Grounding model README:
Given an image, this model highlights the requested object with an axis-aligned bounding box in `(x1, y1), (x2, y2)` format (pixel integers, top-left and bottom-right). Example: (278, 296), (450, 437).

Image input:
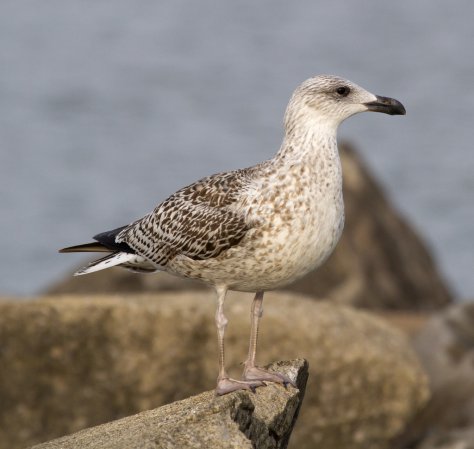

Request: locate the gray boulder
(0, 292), (429, 449)
(29, 359), (308, 449)
(414, 302), (474, 391)
(393, 302), (474, 449)
(417, 428), (474, 449)
(397, 303), (474, 448)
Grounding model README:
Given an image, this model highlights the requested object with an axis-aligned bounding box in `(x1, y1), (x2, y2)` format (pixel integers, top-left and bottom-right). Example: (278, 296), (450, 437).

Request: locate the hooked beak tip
(365, 95), (406, 116)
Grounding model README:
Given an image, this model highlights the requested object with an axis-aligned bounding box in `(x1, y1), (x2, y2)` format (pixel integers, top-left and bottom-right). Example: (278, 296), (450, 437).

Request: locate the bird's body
(130, 147), (342, 292)
(61, 75), (405, 394)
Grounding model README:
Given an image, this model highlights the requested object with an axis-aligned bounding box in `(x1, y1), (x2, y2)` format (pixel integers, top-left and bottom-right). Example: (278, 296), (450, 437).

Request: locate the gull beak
(365, 95), (406, 115)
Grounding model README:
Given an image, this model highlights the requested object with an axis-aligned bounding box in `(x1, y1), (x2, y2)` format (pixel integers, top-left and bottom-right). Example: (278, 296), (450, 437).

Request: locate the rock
(0, 292), (429, 449)
(372, 311), (430, 338)
(28, 359), (308, 449)
(416, 428), (474, 449)
(46, 143), (452, 310)
(393, 303), (474, 448)
(413, 302), (474, 391)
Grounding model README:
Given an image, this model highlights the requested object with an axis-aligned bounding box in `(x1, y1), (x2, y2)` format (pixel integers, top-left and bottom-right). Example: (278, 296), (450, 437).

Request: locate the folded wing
(116, 170), (253, 267)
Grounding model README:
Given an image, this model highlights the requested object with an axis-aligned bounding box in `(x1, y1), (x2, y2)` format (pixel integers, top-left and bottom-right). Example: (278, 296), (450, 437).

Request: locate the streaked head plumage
(285, 74), (405, 131)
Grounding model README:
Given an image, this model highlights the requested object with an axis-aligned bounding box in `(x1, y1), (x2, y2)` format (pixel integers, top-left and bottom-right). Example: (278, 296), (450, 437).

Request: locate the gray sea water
(1, 1), (473, 299)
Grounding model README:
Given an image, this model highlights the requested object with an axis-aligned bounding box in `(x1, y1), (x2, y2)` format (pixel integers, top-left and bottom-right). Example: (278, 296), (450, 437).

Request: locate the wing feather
(116, 168), (256, 266)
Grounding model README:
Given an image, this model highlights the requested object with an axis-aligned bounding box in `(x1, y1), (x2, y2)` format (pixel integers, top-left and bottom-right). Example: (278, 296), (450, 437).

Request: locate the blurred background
(2, 3), (474, 448)
(0, 0), (473, 299)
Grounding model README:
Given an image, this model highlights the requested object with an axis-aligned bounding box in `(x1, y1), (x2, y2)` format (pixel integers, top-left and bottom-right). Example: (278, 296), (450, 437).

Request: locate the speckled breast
(168, 162), (344, 292)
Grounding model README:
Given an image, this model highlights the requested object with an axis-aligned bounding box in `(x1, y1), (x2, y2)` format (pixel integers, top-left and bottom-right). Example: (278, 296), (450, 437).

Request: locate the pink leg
(242, 291), (296, 387)
(214, 286), (264, 395)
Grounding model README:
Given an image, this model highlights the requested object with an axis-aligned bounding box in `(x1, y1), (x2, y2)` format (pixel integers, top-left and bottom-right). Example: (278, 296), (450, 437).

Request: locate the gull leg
(242, 291), (296, 387)
(214, 286), (264, 395)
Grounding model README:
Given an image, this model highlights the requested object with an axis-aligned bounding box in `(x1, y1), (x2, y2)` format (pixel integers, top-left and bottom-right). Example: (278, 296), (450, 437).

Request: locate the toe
(243, 366), (297, 387)
(215, 378), (264, 396)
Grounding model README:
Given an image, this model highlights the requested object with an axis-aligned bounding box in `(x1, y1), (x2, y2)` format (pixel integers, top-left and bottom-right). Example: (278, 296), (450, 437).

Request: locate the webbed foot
(215, 377), (265, 395)
(242, 365), (297, 388)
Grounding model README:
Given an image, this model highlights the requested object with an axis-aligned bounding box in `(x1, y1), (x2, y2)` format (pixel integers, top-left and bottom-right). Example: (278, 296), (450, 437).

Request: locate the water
(1, 0), (473, 299)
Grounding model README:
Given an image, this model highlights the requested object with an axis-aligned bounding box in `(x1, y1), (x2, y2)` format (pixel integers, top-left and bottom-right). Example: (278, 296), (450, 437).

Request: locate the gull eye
(336, 86), (350, 97)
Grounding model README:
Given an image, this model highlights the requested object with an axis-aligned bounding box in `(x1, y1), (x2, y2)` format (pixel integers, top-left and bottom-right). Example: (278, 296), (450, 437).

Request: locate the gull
(60, 75), (405, 395)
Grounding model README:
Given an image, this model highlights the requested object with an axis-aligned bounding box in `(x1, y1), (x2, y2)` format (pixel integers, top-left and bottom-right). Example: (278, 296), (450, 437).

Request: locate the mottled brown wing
(116, 169), (253, 267)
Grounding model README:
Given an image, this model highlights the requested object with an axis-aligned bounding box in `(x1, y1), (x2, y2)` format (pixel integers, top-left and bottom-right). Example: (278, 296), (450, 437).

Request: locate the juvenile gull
(60, 75), (405, 395)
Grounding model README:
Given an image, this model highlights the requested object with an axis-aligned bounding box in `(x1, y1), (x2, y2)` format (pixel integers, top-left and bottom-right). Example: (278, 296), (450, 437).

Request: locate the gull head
(285, 74), (406, 132)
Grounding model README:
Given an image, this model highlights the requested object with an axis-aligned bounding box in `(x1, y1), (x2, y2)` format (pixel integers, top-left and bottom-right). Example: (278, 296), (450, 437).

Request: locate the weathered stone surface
(414, 302), (474, 390)
(417, 428), (474, 449)
(29, 359), (308, 449)
(46, 144), (452, 310)
(373, 311), (430, 338)
(394, 303), (474, 448)
(0, 292), (429, 449)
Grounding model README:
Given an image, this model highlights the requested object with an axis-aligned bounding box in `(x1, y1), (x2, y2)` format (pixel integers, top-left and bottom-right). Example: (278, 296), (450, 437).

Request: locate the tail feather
(74, 252), (138, 276)
(59, 242), (110, 253)
(60, 229), (157, 275)
(59, 225), (134, 254)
